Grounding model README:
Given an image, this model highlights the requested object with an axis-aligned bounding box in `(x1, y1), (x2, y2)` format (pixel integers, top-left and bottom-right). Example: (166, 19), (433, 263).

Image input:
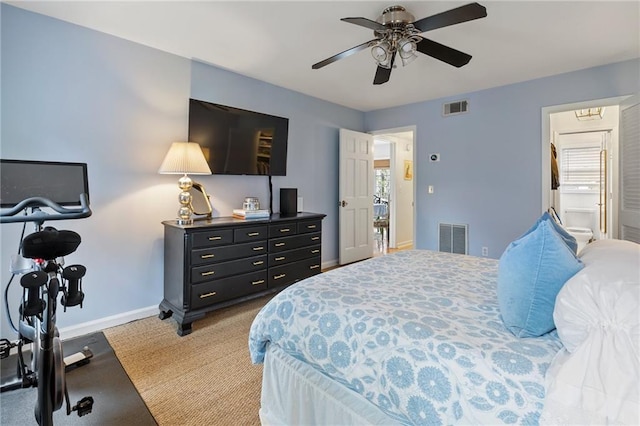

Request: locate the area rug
(103, 295), (273, 426)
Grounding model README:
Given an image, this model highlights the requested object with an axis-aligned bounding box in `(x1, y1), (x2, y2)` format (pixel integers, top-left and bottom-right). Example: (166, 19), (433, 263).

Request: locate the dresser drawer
(269, 222), (297, 238)
(191, 255), (267, 284)
(298, 219), (322, 234)
(268, 256), (322, 288)
(269, 245), (321, 266)
(270, 232), (321, 253)
(192, 241), (267, 266)
(234, 225), (268, 243)
(190, 270), (268, 310)
(192, 229), (233, 248)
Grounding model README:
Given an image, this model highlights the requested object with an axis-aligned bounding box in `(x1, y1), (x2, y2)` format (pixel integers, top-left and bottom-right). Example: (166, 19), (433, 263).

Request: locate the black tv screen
(0, 159), (89, 207)
(188, 99), (289, 176)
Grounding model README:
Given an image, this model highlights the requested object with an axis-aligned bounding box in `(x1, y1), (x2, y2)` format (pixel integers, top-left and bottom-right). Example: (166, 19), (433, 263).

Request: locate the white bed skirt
(260, 343), (397, 425)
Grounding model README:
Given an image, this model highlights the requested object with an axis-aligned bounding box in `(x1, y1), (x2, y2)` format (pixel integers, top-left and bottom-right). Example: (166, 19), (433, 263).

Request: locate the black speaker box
(280, 188), (297, 216)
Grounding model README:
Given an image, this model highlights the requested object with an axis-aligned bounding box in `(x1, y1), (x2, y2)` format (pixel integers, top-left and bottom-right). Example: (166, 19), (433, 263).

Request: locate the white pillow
(542, 239), (640, 425)
(555, 239), (640, 353)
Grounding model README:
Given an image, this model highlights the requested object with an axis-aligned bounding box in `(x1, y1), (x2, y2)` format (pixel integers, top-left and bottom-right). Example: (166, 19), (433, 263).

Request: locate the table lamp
(158, 141), (212, 225)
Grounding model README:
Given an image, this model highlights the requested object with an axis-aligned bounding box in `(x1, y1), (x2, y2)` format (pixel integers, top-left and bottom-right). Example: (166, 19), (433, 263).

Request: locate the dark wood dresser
(159, 212), (325, 335)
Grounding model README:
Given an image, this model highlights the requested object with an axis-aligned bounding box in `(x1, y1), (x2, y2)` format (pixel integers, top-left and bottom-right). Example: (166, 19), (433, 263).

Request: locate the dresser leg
(158, 309), (172, 320)
(177, 323), (192, 336)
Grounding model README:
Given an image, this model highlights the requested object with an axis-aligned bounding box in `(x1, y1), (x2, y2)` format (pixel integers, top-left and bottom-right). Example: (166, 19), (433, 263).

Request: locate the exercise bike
(1, 162), (93, 425)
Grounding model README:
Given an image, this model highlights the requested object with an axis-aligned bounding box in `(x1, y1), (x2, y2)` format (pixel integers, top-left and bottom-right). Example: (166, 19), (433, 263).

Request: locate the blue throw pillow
(497, 219), (584, 338)
(521, 212), (578, 254)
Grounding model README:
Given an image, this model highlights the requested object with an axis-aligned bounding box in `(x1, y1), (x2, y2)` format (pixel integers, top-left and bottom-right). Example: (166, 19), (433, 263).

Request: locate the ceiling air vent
(443, 100), (469, 117)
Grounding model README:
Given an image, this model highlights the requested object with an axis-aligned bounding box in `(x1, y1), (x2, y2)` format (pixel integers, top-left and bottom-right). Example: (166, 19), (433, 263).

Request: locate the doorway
(554, 129), (613, 248)
(372, 128), (415, 254)
(542, 97), (626, 244)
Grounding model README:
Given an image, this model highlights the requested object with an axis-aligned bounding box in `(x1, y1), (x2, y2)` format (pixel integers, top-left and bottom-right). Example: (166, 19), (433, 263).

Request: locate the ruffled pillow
(542, 239), (640, 425)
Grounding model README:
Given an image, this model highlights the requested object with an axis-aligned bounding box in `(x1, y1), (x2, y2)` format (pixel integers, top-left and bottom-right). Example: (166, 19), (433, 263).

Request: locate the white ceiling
(7, 1), (639, 112)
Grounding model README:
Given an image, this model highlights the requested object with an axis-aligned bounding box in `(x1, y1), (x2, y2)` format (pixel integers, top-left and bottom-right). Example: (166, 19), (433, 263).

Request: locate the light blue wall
(0, 4), (363, 337)
(2, 3), (638, 337)
(364, 59), (640, 258)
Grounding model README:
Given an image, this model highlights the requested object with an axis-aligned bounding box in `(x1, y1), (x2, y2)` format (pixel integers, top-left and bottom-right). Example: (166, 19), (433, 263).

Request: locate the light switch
(428, 185), (434, 194)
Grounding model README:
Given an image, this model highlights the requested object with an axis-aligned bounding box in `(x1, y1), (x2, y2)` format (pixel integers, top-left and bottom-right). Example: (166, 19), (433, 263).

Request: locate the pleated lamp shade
(158, 142), (211, 175)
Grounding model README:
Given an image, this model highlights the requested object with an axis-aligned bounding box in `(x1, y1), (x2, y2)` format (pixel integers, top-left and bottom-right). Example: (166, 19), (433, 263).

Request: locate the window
(374, 168), (390, 203)
(560, 146), (601, 191)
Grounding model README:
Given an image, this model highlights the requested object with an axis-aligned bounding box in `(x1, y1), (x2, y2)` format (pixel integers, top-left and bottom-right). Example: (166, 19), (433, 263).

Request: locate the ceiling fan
(312, 2), (487, 85)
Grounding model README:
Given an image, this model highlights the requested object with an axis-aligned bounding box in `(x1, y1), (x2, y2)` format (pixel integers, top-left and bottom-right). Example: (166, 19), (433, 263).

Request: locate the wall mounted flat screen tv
(188, 98), (289, 176)
(0, 159), (89, 208)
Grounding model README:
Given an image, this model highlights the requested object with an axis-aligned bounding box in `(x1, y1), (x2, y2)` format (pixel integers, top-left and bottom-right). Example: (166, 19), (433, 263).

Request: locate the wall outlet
(481, 247), (489, 257)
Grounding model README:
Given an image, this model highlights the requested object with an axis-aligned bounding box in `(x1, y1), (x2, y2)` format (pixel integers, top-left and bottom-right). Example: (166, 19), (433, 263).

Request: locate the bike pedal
(0, 338), (15, 359)
(72, 396), (94, 417)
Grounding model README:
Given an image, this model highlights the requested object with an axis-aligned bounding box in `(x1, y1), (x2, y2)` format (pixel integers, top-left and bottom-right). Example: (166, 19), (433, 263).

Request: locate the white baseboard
(59, 305), (158, 341)
(397, 240), (414, 250)
(322, 259), (338, 270)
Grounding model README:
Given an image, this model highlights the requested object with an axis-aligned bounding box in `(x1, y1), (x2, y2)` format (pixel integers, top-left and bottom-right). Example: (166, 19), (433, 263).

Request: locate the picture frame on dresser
(158, 212), (325, 336)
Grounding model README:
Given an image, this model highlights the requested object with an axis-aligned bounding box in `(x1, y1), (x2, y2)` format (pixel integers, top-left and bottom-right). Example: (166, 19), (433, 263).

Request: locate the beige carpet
(103, 295), (274, 426)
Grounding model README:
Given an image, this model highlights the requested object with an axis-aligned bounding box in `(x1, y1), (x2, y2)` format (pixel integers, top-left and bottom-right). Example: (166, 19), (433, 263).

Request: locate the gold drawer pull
(201, 271), (215, 277)
(311, 249), (320, 254)
(253, 260), (264, 266)
(201, 254), (215, 259)
(200, 291), (217, 299)
(311, 236), (320, 240)
(248, 232), (260, 237)
(280, 228), (290, 232)
(252, 279), (265, 286)
(274, 274), (286, 280)
(252, 246), (264, 251)
(275, 242), (286, 247)
(307, 225), (317, 229)
(310, 265), (320, 270)
(275, 256), (285, 261)
(208, 236), (222, 241)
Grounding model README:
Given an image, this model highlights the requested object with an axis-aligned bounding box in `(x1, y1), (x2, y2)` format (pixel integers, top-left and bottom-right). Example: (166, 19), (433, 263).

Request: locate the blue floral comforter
(249, 250), (563, 425)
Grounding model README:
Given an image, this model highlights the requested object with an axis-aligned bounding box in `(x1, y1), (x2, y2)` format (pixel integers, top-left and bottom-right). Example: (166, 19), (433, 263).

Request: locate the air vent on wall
(443, 100), (469, 116)
(439, 223), (468, 254)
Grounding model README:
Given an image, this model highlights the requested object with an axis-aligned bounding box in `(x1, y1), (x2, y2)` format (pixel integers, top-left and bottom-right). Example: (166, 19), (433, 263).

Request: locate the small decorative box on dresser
(159, 212), (325, 336)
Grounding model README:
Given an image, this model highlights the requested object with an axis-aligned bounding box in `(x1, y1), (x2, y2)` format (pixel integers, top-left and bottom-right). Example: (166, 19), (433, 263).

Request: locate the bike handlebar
(0, 194), (92, 224)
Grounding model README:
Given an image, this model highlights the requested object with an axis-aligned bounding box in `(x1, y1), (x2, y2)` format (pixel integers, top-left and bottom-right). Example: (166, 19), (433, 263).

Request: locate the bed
(249, 250), (564, 425)
(250, 226), (640, 425)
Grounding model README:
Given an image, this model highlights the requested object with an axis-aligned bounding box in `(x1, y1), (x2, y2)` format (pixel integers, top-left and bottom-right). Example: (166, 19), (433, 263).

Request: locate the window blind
(560, 146), (600, 188)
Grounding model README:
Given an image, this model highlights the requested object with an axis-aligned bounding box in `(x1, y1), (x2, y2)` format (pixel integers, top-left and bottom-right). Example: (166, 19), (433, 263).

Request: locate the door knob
(339, 200), (348, 207)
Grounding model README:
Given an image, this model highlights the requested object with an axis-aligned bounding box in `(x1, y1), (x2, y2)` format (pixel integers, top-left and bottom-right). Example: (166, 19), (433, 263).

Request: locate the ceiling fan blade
(416, 37), (472, 68)
(312, 39), (377, 70)
(373, 53), (396, 85)
(412, 2), (487, 33)
(341, 17), (387, 32)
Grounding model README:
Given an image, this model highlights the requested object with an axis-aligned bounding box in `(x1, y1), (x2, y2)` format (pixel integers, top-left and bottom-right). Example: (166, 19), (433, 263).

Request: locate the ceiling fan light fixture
(398, 37), (417, 66)
(371, 41), (392, 68)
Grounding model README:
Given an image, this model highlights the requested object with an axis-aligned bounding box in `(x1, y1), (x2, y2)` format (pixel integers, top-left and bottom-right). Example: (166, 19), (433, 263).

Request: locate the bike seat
(22, 227), (81, 260)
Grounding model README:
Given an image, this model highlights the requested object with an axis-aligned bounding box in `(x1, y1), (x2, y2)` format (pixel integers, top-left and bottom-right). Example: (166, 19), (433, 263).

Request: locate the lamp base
(176, 174), (194, 225)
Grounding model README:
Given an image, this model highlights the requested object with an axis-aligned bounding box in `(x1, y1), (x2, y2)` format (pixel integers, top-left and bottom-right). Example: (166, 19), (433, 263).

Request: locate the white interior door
(339, 129), (373, 265)
(619, 94), (640, 243)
